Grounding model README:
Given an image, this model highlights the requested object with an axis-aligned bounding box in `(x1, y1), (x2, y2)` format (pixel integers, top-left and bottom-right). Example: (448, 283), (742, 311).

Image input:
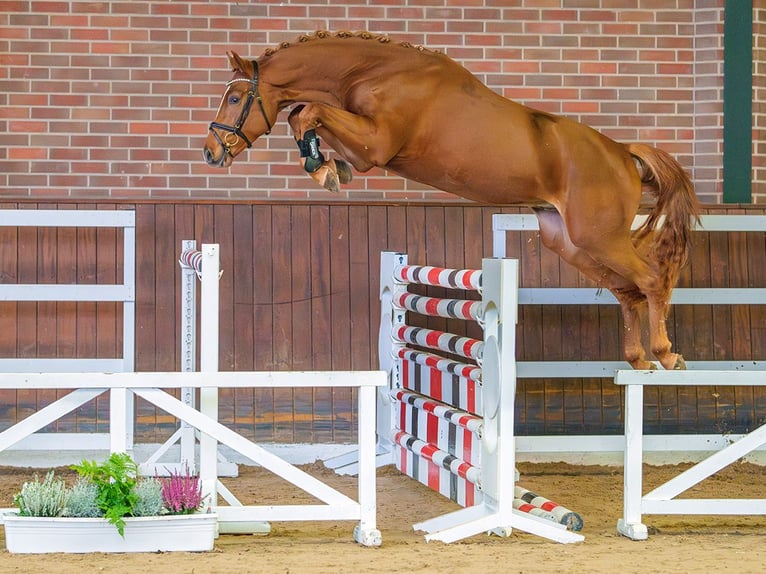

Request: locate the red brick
(314, 5), (354, 18)
(486, 47), (524, 60)
(29, 187), (70, 197)
(542, 8), (578, 20)
(602, 101), (639, 114)
(582, 88), (618, 100)
(465, 34), (502, 46)
(50, 148), (87, 160)
(87, 150), (128, 164)
(563, 74), (602, 87)
(563, 101), (599, 114)
(581, 114), (617, 127)
(525, 21), (561, 34)
(408, 20), (446, 33)
(542, 88), (579, 100)
(581, 62), (617, 74)
(0, 105), (29, 118)
(620, 114), (654, 128)
(30, 160), (69, 173)
(29, 134), (67, 148)
(0, 26), (27, 39)
(56, 120), (97, 134)
(8, 40), (46, 56)
(0, 53), (28, 66)
(503, 87), (542, 101)
(464, 60), (501, 74)
(427, 34), (470, 47)
(9, 171), (47, 183)
(521, 48), (560, 61)
(541, 61), (578, 74)
(9, 120), (46, 132)
(619, 37), (656, 51)
(8, 147), (46, 160)
(89, 175), (129, 188)
(10, 13), (48, 26)
(581, 35), (617, 48)
(10, 66), (48, 79)
(95, 2), (138, 15)
(191, 3), (230, 16)
(445, 46), (484, 62)
(127, 122), (165, 135)
(31, 107), (68, 119)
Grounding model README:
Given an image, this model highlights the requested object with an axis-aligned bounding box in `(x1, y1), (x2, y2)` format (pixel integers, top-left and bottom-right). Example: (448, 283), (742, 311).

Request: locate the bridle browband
(208, 59), (272, 158)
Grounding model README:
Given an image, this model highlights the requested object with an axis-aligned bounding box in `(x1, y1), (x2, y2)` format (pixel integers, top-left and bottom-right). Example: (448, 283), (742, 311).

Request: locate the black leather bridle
(208, 60), (272, 158)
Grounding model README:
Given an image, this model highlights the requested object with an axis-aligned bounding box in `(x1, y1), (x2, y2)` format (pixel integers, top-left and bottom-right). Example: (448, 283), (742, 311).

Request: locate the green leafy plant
(13, 471), (68, 517)
(71, 452), (139, 536)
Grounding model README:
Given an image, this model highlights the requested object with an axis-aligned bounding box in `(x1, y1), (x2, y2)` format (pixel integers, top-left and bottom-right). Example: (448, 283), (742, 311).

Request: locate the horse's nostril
(203, 147), (215, 165)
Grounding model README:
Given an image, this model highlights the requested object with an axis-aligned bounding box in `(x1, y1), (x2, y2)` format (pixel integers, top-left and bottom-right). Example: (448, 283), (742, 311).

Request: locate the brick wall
(0, 0), (754, 204)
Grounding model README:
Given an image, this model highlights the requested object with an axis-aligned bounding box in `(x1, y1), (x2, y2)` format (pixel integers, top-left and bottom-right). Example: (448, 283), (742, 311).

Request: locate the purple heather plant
(160, 466), (204, 515)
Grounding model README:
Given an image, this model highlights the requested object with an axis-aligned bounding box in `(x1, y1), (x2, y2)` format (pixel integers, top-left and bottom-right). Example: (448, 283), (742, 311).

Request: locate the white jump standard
(168, 242), (383, 545)
(0, 238), (384, 547)
(0, 209), (136, 454)
(616, 369), (766, 541)
(379, 252), (583, 544)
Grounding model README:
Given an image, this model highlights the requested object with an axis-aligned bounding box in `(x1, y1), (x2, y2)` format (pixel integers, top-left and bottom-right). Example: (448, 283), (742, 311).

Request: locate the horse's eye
(228, 95), (241, 105)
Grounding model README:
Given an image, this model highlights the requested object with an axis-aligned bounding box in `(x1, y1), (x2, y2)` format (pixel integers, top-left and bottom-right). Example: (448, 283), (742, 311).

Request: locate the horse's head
(203, 51), (275, 168)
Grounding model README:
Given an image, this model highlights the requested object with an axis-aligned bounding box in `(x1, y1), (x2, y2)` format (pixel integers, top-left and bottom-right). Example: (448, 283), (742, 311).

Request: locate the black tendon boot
(297, 129), (325, 172)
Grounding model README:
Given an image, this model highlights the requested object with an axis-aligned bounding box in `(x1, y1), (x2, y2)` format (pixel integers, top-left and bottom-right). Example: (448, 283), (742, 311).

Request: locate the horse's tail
(628, 142), (701, 288)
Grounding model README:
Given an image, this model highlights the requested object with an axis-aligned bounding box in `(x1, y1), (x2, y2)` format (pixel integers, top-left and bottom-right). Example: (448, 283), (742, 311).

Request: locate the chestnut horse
(203, 31), (700, 371)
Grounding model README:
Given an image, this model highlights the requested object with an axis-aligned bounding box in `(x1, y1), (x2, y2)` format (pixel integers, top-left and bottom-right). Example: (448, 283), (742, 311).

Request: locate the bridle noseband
(209, 60), (272, 158)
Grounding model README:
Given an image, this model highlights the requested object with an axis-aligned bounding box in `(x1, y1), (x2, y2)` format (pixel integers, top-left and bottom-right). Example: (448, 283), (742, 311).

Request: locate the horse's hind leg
(535, 208), (657, 370)
(553, 206), (684, 371)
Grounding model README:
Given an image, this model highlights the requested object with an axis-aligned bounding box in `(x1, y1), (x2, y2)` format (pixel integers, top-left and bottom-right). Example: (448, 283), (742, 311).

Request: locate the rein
(208, 59), (272, 157)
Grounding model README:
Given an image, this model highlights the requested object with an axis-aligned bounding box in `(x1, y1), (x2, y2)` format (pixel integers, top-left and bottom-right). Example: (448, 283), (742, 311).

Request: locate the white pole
(199, 244), (220, 507)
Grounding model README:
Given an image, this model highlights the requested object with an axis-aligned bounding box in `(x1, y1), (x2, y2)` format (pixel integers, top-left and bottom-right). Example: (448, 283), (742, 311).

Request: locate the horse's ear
(227, 51), (248, 74)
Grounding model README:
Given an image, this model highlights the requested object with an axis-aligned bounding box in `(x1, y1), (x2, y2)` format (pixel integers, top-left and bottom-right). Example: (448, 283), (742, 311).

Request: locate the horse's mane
(260, 30), (440, 58)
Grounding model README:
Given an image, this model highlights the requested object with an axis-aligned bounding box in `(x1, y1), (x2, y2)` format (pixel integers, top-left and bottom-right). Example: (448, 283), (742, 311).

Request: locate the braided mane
(260, 30), (440, 58)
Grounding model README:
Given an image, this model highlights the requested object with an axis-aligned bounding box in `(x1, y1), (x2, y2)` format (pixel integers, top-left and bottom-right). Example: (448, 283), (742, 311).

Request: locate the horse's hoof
(321, 169), (341, 193)
(673, 355), (687, 370)
(630, 360), (657, 370)
(335, 159), (353, 184)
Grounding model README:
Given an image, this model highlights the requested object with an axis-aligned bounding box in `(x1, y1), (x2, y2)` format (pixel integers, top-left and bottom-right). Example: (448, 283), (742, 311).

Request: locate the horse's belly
(389, 157), (554, 206)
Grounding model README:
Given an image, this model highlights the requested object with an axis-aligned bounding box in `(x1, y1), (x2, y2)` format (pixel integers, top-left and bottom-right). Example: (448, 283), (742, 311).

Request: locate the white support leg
(109, 387), (130, 454)
(617, 383), (648, 540)
(353, 384), (382, 546)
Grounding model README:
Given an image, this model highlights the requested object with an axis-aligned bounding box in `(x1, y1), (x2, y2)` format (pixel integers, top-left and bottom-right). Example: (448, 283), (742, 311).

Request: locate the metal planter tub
(3, 513), (217, 553)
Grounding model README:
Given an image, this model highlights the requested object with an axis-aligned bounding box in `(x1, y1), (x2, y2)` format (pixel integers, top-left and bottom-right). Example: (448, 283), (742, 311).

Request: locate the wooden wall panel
(0, 203), (765, 443)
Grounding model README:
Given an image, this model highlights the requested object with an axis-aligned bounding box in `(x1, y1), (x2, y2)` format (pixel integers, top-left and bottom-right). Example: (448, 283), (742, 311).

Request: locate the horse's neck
(263, 41), (382, 106)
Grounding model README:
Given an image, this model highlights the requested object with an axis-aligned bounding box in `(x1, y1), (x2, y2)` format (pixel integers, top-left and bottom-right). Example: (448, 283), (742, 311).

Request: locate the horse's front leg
(286, 106), (352, 192)
(287, 103), (399, 192)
